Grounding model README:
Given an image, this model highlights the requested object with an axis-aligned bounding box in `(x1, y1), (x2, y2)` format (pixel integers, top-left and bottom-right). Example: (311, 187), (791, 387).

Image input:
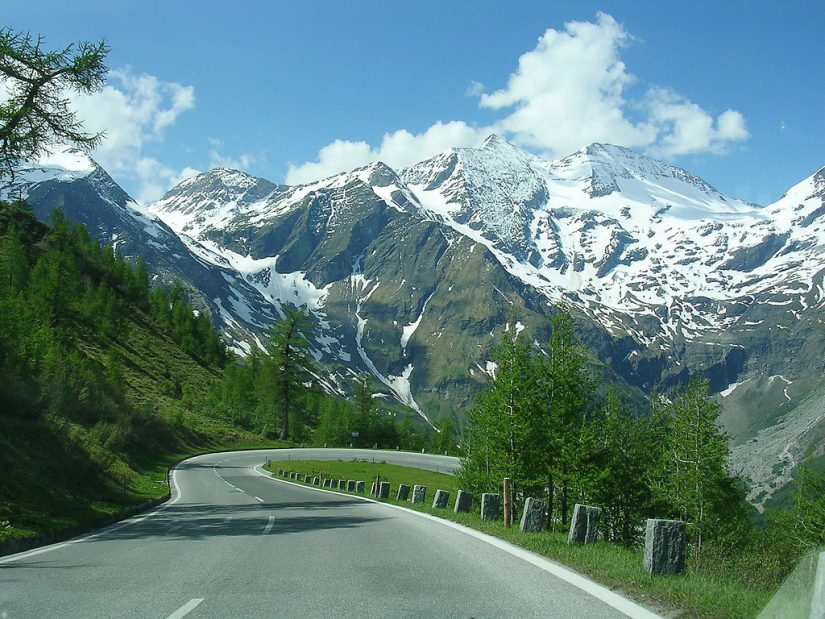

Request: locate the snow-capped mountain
(12, 139), (825, 509)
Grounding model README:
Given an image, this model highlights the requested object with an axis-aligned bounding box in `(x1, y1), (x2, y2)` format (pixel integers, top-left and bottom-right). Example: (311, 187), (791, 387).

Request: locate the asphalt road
(0, 449), (660, 618)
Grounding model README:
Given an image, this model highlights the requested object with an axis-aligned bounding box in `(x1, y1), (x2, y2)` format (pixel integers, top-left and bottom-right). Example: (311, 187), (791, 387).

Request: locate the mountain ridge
(10, 139), (825, 510)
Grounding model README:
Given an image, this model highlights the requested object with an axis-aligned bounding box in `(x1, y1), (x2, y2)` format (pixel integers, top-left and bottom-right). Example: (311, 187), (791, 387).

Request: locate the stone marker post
(378, 481), (390, 499)
(503, 478), (512, 528)
(355, 481), (365, 493)
(397, 484), (411, 501)
(412, 485), (426, 504)
(370, 482), (376, 495)
(810, 551), (825, 619)
(432, 489), (450, 509)
(347, 480), (355, 491)
(312, 476), (319, 485)
(481, 493), (501, 520)
(568, 504), (601, 544)
(520, 497), (545, 533)
(643, 519), (686, 575)
(454, 490), (473, 513)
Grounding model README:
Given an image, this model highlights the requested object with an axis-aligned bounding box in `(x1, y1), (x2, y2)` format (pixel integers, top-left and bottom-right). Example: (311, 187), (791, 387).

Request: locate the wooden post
(503, 477), (512, 528)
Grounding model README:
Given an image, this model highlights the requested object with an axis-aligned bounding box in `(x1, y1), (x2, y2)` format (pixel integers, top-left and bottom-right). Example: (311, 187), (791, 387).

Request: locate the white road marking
(0, 466), (183, 565)
(165, 598), (204, 619)
(263, 516), (275, 534)
(254, 496), (264, 503)
(251, 465), (661, 619)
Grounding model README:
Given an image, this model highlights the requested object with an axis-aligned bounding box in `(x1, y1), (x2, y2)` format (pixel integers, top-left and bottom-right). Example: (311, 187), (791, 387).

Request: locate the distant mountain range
(7, 137), (825, 510)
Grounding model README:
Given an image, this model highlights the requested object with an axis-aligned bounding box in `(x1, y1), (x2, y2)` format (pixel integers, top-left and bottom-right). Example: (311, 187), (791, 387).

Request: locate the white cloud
(645, 88), (749, 157)
(288, 12), (749, 184)
(465, 81), (486, 97)
(208, 149), (258, 171)
(68, 68), (197, 204)
(285, 121), (489, 185)
(481, 12), (656, 155)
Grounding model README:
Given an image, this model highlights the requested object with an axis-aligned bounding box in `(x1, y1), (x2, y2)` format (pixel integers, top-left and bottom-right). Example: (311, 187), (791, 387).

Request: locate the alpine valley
(8, 136), (825, 510)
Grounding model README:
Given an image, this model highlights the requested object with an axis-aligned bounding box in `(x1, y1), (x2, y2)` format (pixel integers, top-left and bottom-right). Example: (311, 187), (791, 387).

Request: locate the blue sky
(6, 1), (823, 205)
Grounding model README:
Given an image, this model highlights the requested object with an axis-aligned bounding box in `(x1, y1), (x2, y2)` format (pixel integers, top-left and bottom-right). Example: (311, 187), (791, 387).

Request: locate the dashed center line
(165, 598), (204, 619)
(263, 516), (275, 534)
(254, 496), (264, 503)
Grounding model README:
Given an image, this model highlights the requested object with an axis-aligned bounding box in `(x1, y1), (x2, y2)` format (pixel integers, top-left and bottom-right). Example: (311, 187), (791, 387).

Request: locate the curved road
(0, 449), (659, 618)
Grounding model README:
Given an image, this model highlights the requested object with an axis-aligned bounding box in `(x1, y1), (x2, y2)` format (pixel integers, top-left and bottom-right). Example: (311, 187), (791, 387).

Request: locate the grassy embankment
(0, 299), (289, 541)
(0, 237), (289, 543)
(265, 458), (772, 619)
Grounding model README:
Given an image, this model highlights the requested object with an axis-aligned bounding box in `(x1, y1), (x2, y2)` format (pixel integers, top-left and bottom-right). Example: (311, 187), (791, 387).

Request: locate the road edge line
(0, 464), (183, 565)
(251, 465), (661, 619)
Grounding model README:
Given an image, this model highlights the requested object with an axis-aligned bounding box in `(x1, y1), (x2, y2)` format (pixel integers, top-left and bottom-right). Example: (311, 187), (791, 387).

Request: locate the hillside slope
(0, 202), (277, 542)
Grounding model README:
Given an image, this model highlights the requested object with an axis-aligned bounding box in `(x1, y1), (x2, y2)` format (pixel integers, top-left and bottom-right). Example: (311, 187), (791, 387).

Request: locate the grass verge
(265, 458), (773, 619)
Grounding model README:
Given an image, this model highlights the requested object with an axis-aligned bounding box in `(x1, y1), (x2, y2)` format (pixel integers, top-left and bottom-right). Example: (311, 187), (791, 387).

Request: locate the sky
(5, 1), (824, 206)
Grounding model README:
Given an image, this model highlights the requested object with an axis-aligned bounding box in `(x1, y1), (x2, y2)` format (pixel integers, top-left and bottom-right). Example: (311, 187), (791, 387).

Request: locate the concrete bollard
(397, 484), (411, 501)
(289, 472), (295, 480)
(520, 497), (545, 532)
(312, 476), (320, 485)
(370, 482), (377, 495)
(336, 479), (345, 489)
(347, 480), (356, 491)
(454, 490), (473, 513)
(643, 519), (686, 575)
(481, 493), (502, 520)
(568, 504), (601, 544)
(412, 485), (427, 504)
(355, 481), (365, 493)
(432, 489), (450, 509)
(323, 478), (331, 487)
(282, 471), (288, 478)
(277, 469), (284, 475)
(379, 482), (390, 499)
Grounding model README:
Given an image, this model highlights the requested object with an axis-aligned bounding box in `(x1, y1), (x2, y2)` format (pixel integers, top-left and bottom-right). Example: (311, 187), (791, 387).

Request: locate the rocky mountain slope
(11, 139), (825, 509)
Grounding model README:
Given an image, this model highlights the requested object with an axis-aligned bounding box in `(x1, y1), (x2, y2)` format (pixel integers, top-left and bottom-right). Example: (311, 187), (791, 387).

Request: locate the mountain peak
(480, 134), (512, 149)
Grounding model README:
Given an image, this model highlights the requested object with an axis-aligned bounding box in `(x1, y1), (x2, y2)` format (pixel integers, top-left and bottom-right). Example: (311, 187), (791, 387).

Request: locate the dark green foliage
(0, 28), (108, 182)
(265, 307), (316, 440)
(0, 201), (227, 422)
(649, 377), (750, 559)
(148, 283), (226, 367)
(459, 310), (594, 527)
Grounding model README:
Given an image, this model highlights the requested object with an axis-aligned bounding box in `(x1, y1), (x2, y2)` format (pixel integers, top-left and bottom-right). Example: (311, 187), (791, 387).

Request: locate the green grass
(265, 458), (459, 495)
(266, 458), (773, 619)
(0, 298), (294, 545)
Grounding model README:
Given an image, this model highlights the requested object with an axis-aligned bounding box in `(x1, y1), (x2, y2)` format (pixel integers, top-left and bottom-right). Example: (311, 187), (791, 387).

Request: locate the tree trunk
(561, 462), (569, 526)
(546, 474), (554, 530)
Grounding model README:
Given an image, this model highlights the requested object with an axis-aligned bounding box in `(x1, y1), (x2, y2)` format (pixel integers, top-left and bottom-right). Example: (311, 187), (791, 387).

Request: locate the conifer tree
(535, 310), (593, 527)
(652, 378), (743, 555)
(266, 307), (315, 440)
(0, 28), (108, 182)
